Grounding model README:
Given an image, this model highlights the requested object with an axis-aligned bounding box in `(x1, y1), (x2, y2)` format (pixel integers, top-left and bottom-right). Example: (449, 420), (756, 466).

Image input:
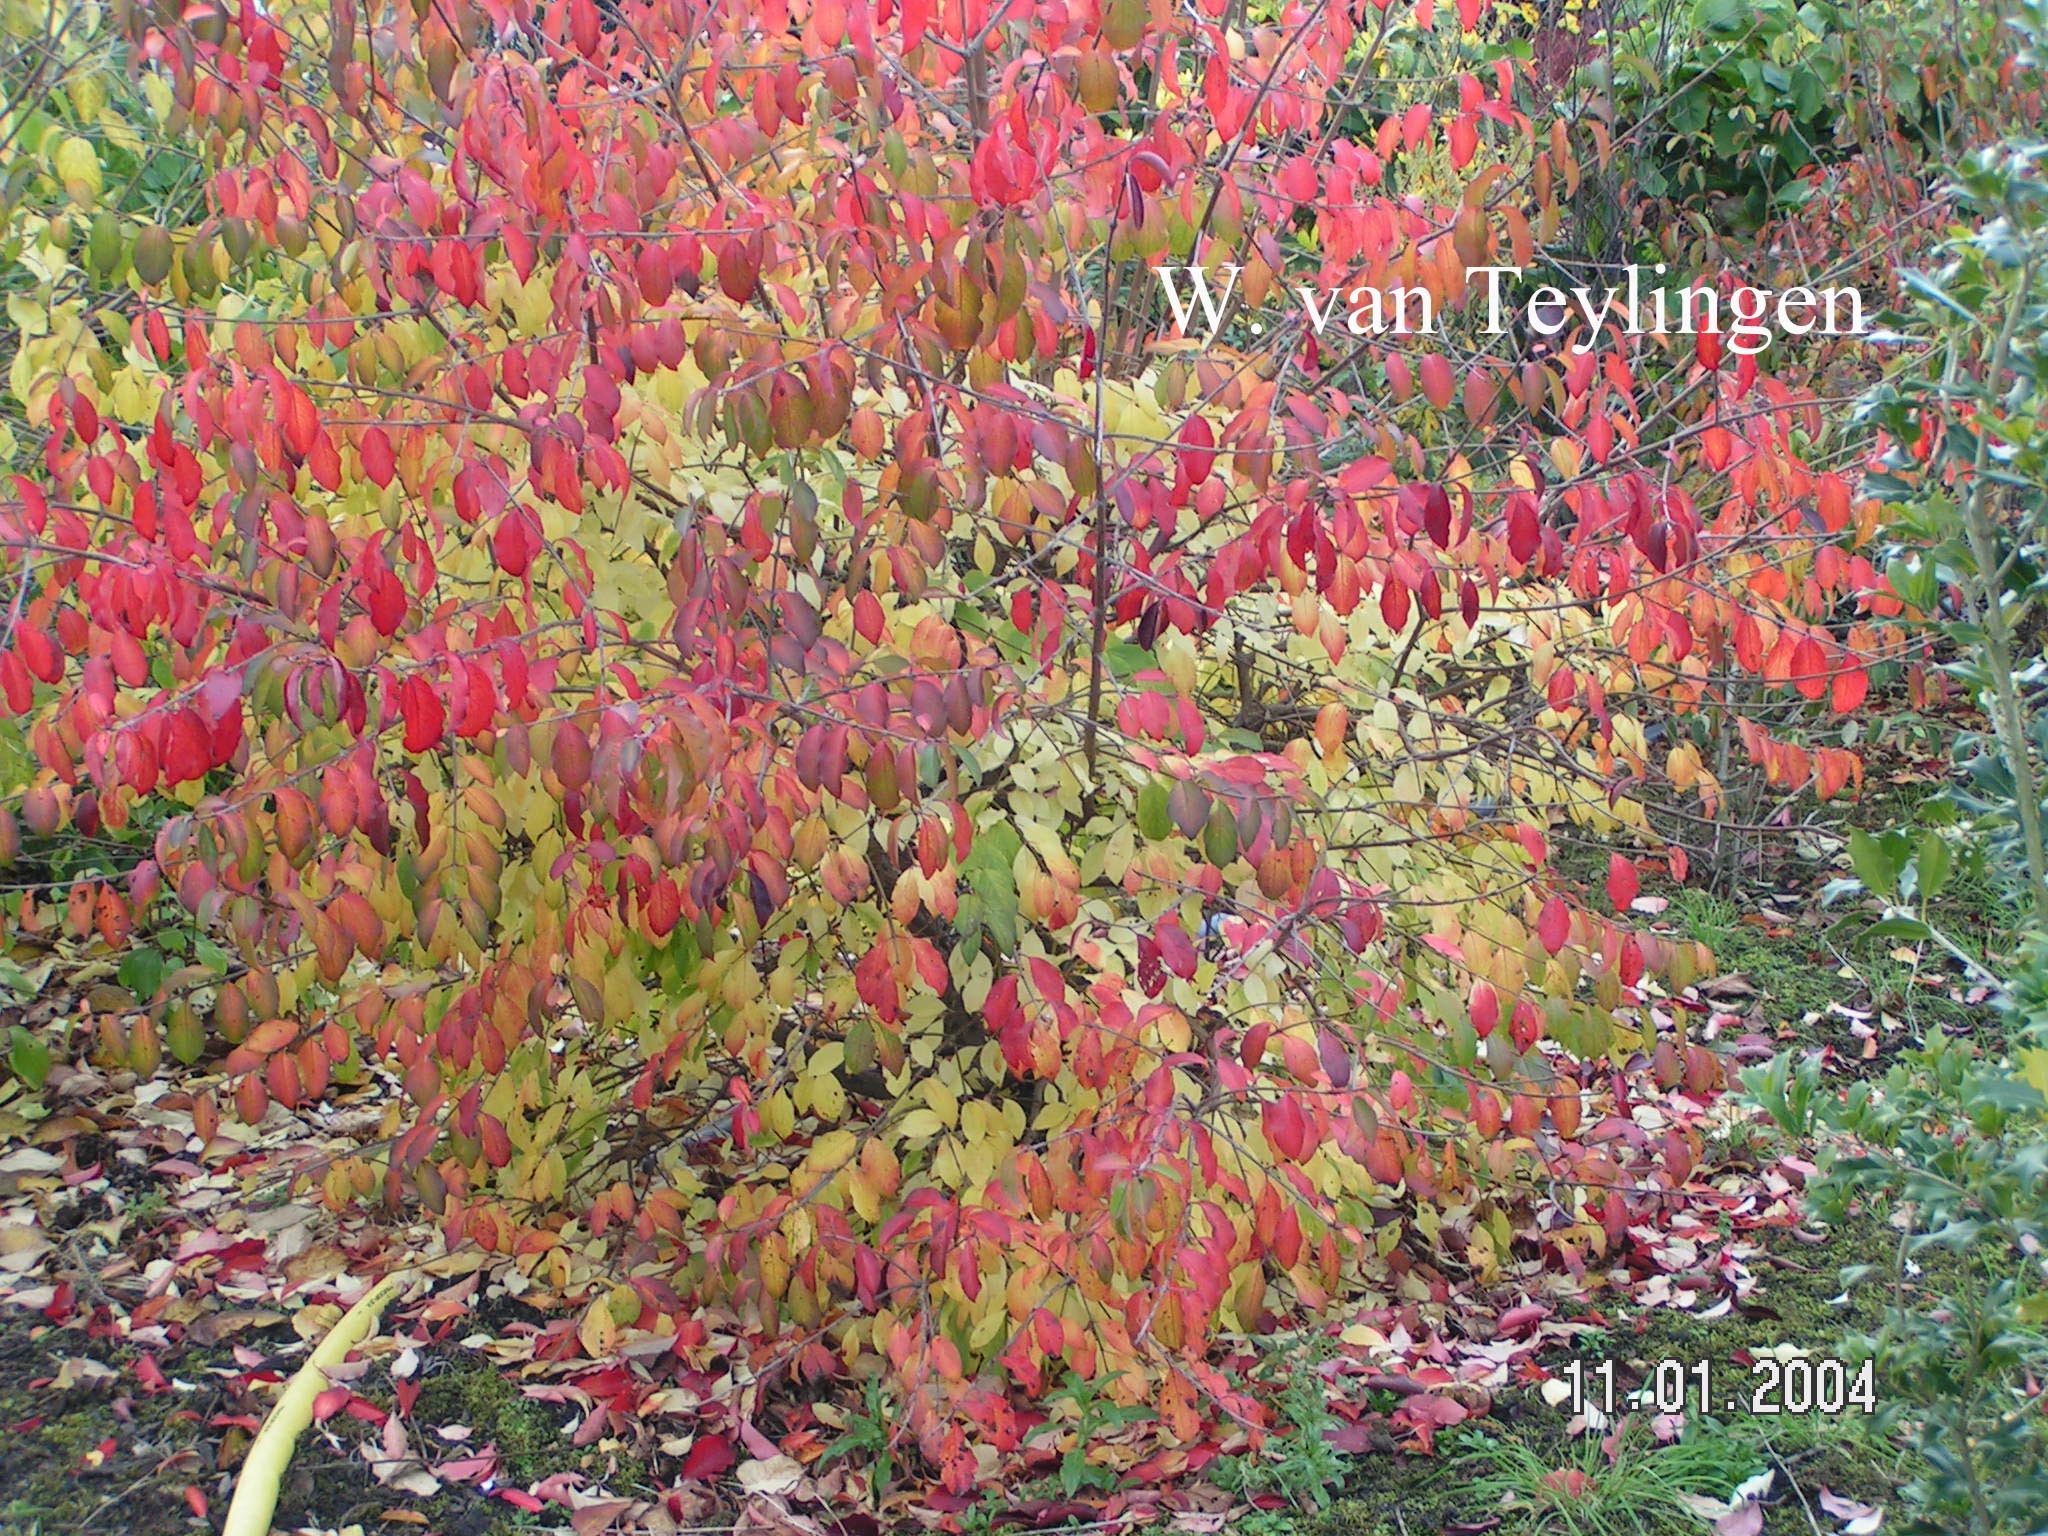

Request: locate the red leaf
(1156, 915), (1197, 978)
(1831, 666), (1869, 714)
(681, 1433), (735, 1482)
(1606, 854), (1639, 912)
(853, 589), (885, 644)
(1419, 353), (1455, 410)
(401, 675), (445, 752)
(1448, 114), (1478, 169)
(1470, 982), (1498, 1038)
(1176, 414), (1216, 485)
(493, 509), (538, 576)
(1791, 635), (1828, 700)
(163, 708), (212, 785)
(1506, 496), (1539, 563)
(1379, 574), (1410, 631)
(361, 427), (395, 488)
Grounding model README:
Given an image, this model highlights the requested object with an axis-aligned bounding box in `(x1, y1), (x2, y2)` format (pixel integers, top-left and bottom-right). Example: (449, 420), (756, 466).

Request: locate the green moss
(1310, 1428), (1493, 1535)
(412, 1358), (590, 1490)
(1671, 884), (1981, 1042)
(0, 1323), (211, 1536)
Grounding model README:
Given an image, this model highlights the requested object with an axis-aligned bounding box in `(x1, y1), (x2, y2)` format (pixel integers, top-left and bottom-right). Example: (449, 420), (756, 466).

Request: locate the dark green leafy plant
(1744, 73), (2048, 1529)
(1594, 0), (1881, 220)
(1210, 1340), (1344, 1513)
(819, 1375), (902, 1504)
(1044, 1373), (1151, 1500)
(1857, 125), (2048, 920)
(1747, 985), (2048, 1536)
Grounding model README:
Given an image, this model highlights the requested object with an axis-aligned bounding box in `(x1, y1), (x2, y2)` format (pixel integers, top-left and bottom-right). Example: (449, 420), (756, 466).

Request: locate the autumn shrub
(0, 0), (1997, 1486)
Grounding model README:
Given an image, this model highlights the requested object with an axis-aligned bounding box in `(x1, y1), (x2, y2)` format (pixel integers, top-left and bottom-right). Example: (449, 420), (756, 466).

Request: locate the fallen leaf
(1819, 1490), (1884, 1534)
(738, 1454), (805, 1496)
(50, 1357), (118, 1390)
(578, 1298), (617, 1360)
(1678, 1493), (1735, 1522)
(1732, 1469), (1774, 1503)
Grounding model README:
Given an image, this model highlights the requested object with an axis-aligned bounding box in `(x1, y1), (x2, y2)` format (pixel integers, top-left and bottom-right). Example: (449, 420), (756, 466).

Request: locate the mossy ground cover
(0, 1320), (213, 1535)
(0, 1317), (633, 1535)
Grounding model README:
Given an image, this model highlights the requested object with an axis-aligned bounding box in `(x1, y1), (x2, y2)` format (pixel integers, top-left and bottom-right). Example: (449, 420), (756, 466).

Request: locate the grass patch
(1457, 1419), (1763, 1536)
(1298, 1215), (1929, 1535)
(1582, 1213), (1919, 1531)
(1671, 882), (1984, 1046)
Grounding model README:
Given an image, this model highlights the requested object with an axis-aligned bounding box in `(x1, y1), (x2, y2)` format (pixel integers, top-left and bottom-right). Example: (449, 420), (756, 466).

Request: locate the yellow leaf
(7, 293), (49, 339)
(66, 75), (106, 124)
(50, 135), (101, 203)
(140, 73), (173, 125)
(848, 1167), (880, 1223)
(579, 1297), (618, 1358)
(810, 1070), (846, 1122)
(921, 1076), (959, 1128)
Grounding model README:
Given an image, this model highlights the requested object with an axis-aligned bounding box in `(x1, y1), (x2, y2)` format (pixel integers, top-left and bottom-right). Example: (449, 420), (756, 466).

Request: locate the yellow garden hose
(221, 1273), (409, 1536)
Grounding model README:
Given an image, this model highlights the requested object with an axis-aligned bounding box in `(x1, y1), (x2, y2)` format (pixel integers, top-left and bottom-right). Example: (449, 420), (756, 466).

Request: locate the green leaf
(1915, 830), (1953, 902)
(1848, 828), (1899, 895)
(8, 1025), (50, 1090)
(1692, 0), (1749, 33)
(1103, 642), (1153, 680)
(961, 822), (1023, 953)
(118, 947), (164, 1002)
(1135, 780), (1171, 841)
(1203, 801), (1239, 868)
(1900, 267), (1980, 322)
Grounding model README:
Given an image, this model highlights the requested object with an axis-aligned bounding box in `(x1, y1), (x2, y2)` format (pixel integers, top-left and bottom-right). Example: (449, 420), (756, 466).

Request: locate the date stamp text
(1555, 1356), (1877, 1418)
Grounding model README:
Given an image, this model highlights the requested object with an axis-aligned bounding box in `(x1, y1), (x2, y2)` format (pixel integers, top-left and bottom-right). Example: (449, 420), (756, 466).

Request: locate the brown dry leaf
(294, 1301), (344, 1341)
(569, 1502), (635, 1536)
(187, 1309), (285, 1346)
(1699, 973), (1757, 1001)
(734, 1495), (829, 1536)
(50, 1356), (118, 1390)
(284, 1236), (352, 1286)
(30, 1116), (98, 1145)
